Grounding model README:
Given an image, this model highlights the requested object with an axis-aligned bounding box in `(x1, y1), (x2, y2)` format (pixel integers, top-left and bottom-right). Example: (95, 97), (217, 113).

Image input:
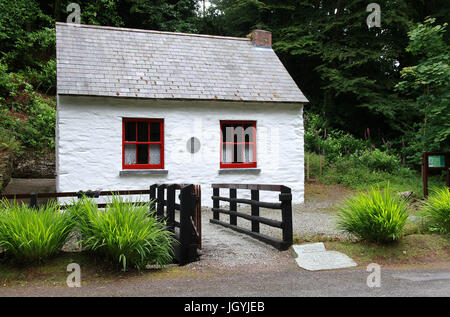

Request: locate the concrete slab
(292, 242), (326, 256)
(293, 243), (358, 271)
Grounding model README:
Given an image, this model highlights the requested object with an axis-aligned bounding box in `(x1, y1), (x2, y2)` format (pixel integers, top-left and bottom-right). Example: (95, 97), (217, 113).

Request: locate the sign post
(422, 152), (450, 197)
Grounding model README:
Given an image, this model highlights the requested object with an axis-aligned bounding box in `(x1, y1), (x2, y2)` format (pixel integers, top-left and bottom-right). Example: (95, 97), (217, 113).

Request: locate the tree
(395, 18), (450, 164)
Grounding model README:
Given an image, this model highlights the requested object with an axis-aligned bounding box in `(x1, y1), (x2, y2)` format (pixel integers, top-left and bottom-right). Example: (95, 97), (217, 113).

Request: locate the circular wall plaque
(187, 137), (200, 153)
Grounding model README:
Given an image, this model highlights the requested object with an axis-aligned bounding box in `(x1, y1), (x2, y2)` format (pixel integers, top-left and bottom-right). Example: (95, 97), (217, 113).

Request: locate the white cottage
(55, 23), (308, 206)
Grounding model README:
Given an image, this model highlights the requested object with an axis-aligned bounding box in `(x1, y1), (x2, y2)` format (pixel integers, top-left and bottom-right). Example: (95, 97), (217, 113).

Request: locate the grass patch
(325, 234), (450, 266)
(0, 199), (74, 264)
(0, 251), (205, 287)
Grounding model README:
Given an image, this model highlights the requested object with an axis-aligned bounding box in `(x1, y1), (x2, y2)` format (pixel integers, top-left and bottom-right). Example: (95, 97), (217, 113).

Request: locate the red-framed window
(220, 121), (256, 168)
(122, 118), (164, 169)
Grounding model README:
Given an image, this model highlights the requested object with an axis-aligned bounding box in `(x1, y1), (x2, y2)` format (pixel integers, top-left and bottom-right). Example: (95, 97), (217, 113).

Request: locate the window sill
(218, 168), (261, 174)
(119, 169), (168, 176)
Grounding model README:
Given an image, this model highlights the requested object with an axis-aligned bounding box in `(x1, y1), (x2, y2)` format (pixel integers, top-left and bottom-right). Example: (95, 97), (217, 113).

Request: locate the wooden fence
(0, 184), (201, 266)
(210, 184), (293, 251)
(149, 184), (201, 264)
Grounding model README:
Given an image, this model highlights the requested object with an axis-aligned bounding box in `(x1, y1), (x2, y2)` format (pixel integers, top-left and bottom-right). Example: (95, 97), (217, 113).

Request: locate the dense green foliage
(305, 151), (439, 196)
(0, 0), (448, 167)
(421, 187), (450, 234)
(67, 196), (175, 271)
(395, 18), (450, 164)
(0, 128), (21, 154)
(336, 184), (409, 243)
(304, 111), (447, 194)
(207, 0), (449, 166)
(0, 199), (74, 263)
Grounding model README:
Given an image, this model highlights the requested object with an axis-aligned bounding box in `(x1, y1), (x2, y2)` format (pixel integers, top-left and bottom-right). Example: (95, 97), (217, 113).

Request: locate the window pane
(222, 124), (233, 143)
(222, 124), (254, 143)
(124, 144), (136, 164)
(233, 126), (244, 143)
(137, 122), (148, 142)
(245, 144), (254, 163)
(136, 144), (148, 164)
(150, 122), (160, 141)
(243, 124), (254, 143)
(149, 144), (161, 164)
(125, 122), (136, 141)
(234, 143), (244, 163)
(222, 144), (232, 163)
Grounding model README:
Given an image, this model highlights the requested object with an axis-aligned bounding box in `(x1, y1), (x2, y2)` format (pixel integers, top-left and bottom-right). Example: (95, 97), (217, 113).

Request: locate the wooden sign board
(422, 152), (450, 197)
(428, 155), (445, 168)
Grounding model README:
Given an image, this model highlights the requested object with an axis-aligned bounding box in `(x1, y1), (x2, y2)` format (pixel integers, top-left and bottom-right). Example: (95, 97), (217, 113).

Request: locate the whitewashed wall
(56, 96), (304, 206)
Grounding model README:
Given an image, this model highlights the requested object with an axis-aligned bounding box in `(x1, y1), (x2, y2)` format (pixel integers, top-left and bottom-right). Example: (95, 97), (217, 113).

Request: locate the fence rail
(210, 184), (293, 251)
(0, 184), (201, 266)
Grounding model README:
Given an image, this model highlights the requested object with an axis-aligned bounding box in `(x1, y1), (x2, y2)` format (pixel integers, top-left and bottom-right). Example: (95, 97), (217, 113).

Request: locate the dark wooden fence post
(229, 188), (237, 226)
(29, 193), (38, 209)
(149, 184), (157, 211)
(213, 187), (219, 220)
(166, 184), (176, 232)
(156, 184), (165, 219)
(194, 185), (202, 250)
(179, 184), (195, 265)
(251, 189), (260, 233)
(279, 186), (293, 249)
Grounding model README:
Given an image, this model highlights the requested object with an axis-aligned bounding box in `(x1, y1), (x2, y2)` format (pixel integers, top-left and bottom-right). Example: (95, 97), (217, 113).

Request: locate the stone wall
(12, 150), (55, 179)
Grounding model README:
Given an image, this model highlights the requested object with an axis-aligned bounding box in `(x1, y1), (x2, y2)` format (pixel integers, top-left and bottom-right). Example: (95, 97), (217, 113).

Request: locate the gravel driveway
(191, 199), (349, 272)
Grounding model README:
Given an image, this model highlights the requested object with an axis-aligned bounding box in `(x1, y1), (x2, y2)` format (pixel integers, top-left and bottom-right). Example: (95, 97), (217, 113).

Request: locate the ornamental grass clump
(336, 184), (408, 243)
(0, 199), (74, 263)
(68, 195), (174, 271)
(421, 187), (450, 234)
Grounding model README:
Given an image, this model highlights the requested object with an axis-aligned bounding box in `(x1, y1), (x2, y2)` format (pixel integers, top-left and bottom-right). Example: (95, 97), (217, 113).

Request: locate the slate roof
(56, 23), (308, 103)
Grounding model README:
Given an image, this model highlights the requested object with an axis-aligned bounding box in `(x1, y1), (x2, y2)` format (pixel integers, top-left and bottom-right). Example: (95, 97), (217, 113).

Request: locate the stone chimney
(249, 29), (272, 48)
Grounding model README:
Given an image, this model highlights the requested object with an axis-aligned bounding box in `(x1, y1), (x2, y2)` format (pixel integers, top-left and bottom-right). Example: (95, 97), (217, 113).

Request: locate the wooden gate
(150, 183), (201, 265)
(210, 183), (293, 250)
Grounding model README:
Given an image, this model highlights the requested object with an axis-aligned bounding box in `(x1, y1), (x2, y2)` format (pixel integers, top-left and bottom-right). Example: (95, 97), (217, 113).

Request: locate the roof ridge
(55, 22), (250, 42)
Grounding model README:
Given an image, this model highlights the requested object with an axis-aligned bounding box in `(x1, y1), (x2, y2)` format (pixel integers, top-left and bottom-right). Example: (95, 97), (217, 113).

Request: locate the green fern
(336, 183), (409, 243)
(67, 195), (175, 271)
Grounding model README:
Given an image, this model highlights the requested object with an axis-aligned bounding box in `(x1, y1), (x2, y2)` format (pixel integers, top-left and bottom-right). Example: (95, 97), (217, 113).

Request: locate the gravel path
(189, 201), (348, 271)
(192, 208), (293, 271)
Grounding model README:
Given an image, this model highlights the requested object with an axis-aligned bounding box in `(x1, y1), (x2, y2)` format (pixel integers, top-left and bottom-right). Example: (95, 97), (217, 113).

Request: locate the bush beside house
(0, 195), (175, 272)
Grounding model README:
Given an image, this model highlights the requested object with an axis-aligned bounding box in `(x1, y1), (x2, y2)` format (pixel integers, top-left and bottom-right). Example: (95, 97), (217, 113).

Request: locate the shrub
(357, 149), (400, 173)
(68, 195), (175, 271)
(0, 92), (56, 151)
(0, 127), (22, 155)
(336, 184), (409, 243)
(0, 199), (74, 263)
(19, 93), (56, 150)
(304, 113), (368, 161)
(305, 152), (327, 180)
(24, 59), (56, 94)
(421, 187), (450, 234)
